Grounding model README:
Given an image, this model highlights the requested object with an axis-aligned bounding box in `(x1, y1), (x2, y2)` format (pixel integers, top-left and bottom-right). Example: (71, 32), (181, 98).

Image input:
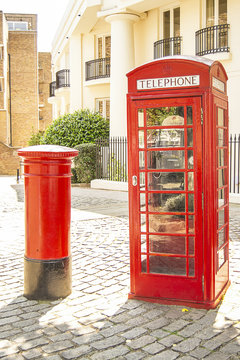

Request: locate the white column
(69, 34), (82, 112)
(106, 13), (139, 137)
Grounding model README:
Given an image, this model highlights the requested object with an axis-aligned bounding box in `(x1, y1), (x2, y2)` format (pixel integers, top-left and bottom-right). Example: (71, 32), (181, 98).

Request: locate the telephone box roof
(127, 55), (217, 77)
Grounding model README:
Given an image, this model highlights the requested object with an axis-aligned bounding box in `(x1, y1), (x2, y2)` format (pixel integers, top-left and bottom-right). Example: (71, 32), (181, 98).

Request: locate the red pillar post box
(127, 56), (230, 309)
(18, 145), (78, 300)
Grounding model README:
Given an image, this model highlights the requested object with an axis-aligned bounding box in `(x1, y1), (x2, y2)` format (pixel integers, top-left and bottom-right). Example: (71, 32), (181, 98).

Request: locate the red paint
(127, 56), (229, 309)
(18, 145), (78, 260)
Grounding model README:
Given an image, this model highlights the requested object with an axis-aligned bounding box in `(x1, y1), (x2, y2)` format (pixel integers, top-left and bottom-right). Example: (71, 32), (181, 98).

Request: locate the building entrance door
(128, 96), (204, 302)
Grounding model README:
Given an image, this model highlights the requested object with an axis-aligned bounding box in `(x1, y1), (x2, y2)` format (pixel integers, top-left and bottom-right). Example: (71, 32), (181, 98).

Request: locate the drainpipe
(8, 54), (12, 146)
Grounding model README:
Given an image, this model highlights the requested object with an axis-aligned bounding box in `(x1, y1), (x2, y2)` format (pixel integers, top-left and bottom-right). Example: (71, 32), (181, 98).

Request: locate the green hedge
(73, 143), (96, 183)
(41, 109), (109, 147)
(28, 130), (44, 146)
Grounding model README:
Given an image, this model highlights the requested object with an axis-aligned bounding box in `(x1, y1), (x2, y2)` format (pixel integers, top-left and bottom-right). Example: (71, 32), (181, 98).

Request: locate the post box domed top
(18, 145), (78, 158)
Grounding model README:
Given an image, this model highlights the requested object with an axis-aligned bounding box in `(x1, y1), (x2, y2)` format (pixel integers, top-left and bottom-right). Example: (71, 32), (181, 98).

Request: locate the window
(8, 21), (28, 31)
(96, 98), (110, 120)
(97, 35), (111, 59)
(196, 0), (229, 55)
(163, 7), (180, 39)
(157, 7), (181, 57)
(0, 46), (3, 60)
(206, 0), (227, 26)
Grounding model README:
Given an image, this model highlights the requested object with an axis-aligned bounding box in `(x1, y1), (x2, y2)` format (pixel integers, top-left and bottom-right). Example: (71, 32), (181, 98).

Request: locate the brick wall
(38, 52), (52, 131)
(0, 142), (20, 175)
(8, 31), (38, 147)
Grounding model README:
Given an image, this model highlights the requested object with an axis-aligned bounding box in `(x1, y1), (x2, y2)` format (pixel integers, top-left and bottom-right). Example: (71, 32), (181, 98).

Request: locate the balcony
(85, 58), (110, 81)
(196, 24), (230, 56)
(154, 37), (182, 59)
(56, 69), (70, 89)
(49, 81), (56, 97)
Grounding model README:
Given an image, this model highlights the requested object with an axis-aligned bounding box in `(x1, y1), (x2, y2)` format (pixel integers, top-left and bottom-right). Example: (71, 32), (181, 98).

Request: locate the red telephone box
(127, 56), (230, 309)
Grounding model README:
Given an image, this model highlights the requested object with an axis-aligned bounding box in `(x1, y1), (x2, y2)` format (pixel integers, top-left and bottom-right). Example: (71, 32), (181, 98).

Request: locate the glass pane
(218, 128), (226, 147)
(206, 0), (215, 27)
(218, 168), (226, 187)
(139, 131), (144, 148)
(163, 10), (170, 38)
(188, 236), (195, 255)
(139, 151), (145, 169)
(219, 0), (227, 24)
(218, 246), (227, 269)
(105, 36), (111, 57)
(174, 7), (180, 37)
(218, 188), (226, 207)
(189, 258), (195, 277)
(140, 172), (145, 190)
(187, 128), (193, 147)
(147, 129), (184, 148)
(218, 208), (226, 228)
(218, 107), (224, 126)
(148, 172), (185, 191)
(187, 106), (193, 125)
(218, 149), (226, 167)
(8, 22), (14, 31)
(14, 22), (28, 31)
(149, 256), (186, 276)
(149, 214), (186, 234)
(141, 214), (146, 232)
(106, 100), (110, 119)
(218, 227), (226, 248)
(188, 193), (194, 212)
(188, 172), (194, 190)
(188, 150), (194, 169)
(138, 109), (144, 127)
(140, 193), (146, 211)
(188, 215), (195, 234)
(147, 150), (185, 169)
(98, 37), (103, 58)
(148, 193), (185, 213)
(141, 255), (147, 272)
(149, 235), (186, 255)
(141, 235), (147, 253)
(146, 107), (184, 126)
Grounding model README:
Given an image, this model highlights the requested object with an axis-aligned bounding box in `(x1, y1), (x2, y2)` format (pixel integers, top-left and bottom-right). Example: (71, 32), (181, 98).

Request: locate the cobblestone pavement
(0, 176), (240, 359)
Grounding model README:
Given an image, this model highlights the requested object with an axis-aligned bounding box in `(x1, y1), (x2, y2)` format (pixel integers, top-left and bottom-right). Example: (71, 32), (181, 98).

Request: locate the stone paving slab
(0, 177), (240, 359)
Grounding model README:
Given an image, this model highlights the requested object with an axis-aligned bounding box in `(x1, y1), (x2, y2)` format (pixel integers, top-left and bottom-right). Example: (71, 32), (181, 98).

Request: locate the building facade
(0, 11), (52, 175)
(49, 0), (239, 137)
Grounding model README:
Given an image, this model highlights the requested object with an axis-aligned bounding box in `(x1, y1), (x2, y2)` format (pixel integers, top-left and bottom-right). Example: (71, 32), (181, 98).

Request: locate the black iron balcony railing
(49, 81), (56, 97)
(154, 37), (182, 59)
(196, 24), (230, 56)
(56, 69), (70, 89)
(85, 57), (110, 81)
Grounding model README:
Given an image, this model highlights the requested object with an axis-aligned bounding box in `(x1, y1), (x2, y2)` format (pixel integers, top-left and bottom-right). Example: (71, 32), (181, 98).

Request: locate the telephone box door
(128, 96), (203, 302)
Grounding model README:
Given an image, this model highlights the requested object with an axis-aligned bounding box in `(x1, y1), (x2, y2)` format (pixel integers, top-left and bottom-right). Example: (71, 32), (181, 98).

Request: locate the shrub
(41, 109), (109, 147)
(28, 130), (44, 146)
(73, 143), (96, 183)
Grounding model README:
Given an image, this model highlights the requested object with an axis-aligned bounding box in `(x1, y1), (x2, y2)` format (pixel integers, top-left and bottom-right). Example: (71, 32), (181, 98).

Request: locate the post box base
(24, 256), (72, 300)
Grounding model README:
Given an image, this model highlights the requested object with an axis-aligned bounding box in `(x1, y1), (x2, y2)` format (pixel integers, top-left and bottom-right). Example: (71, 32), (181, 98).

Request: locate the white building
(48, 0), (239, 137)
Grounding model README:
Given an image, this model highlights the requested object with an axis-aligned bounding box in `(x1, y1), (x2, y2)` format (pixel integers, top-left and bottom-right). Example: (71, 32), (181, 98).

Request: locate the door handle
(132, 175), (137, 186)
